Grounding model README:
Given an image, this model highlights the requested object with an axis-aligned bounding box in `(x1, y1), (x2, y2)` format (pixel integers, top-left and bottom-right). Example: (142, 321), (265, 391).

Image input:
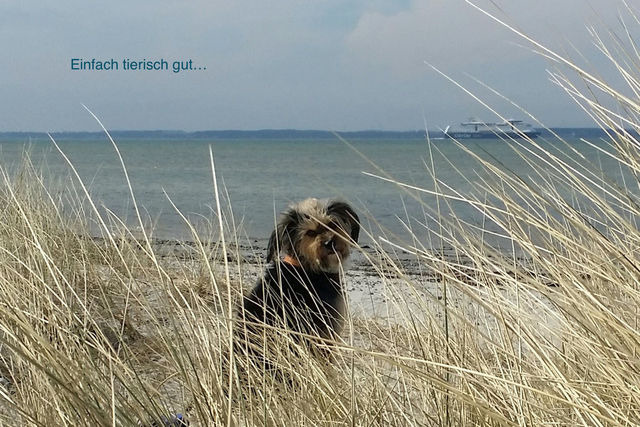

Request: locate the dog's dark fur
(238, 198), (359, 359)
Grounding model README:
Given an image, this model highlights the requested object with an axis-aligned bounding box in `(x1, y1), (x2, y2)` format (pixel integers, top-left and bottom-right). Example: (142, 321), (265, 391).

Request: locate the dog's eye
(305, 229), (318, 237)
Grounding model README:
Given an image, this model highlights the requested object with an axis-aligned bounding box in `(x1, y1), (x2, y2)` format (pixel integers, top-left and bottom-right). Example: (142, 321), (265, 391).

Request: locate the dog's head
(267, 198), (360, 273)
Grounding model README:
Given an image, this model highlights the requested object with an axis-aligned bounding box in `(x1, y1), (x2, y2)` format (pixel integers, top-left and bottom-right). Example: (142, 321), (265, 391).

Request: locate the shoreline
(90, 234), (518, 324)
(91, 234), (471, 277)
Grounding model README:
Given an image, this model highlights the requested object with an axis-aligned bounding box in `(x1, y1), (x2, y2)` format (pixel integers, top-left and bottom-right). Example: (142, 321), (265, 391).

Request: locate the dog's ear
(266, 208), (301, 262)
(266, 228), (279, 263)
(327, 200), (360, 244)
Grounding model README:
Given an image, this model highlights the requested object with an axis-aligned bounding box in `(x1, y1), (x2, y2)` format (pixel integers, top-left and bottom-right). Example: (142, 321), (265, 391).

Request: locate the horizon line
(0, 126), (608, 135)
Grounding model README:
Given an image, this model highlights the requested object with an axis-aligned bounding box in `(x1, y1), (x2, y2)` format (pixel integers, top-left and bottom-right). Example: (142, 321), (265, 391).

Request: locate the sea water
(0, 136), (628, 248)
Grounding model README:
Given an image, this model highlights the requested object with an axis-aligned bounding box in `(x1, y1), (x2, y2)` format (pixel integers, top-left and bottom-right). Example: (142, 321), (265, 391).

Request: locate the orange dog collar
(282, 254), (301, 267)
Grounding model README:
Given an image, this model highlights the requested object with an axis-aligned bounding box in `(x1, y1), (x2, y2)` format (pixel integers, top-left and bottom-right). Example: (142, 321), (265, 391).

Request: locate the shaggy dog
(239, 198), (359, 360)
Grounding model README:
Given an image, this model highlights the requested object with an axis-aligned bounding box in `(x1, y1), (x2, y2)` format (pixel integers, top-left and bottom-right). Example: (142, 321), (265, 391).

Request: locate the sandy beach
(141, 235), (544, 332)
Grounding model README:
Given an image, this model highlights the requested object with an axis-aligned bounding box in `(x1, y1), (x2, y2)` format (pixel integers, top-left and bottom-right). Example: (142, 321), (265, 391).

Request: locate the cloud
(344, 0), (624, 78)
(345, 2), (516, 78)
(343, 0), (632, 127)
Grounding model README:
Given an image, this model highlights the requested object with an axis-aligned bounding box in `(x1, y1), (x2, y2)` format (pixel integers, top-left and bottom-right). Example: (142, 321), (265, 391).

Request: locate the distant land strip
(0, 128), (623, 141)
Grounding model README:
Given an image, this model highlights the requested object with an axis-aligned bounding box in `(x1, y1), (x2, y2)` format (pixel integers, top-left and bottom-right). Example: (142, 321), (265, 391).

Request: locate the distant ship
(444, 118), (541, 139)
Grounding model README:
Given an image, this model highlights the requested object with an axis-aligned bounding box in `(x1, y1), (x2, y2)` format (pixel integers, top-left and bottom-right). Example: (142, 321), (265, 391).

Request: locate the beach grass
(2, 9), (640, 427)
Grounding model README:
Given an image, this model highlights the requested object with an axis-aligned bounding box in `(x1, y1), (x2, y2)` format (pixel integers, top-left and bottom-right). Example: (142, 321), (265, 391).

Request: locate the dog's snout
(323, 238), (335, 250)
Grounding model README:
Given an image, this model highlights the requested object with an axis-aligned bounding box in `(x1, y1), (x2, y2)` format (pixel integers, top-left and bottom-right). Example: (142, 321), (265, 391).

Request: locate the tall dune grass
(2, 6), (640, 427)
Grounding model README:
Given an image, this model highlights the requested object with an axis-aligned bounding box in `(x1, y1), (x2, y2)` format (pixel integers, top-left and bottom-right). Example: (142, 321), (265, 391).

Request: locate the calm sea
(0, 136), (626, 248)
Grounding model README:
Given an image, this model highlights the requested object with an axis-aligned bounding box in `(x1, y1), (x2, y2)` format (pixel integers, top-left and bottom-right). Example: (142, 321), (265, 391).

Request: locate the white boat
(444, 118), (540, 139)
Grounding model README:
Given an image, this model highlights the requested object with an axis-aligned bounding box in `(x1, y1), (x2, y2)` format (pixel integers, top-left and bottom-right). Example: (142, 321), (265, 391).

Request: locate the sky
(0, 0), (632, 132)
